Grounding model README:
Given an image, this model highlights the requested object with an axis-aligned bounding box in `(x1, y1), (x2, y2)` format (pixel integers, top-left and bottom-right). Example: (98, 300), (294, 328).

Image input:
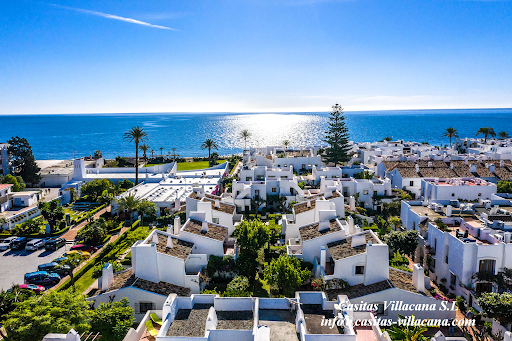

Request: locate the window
(479, 259), (496, 275)
(212, 218), (219, 224)
(373, 191), (378, 196)
(272, 188), (277, 193)
(246, 177), (252, 181)
(452, 193), (455, 197)
(445, 246), (449, 264)
(450, 273), (457, 289)
(476, 282), (493, 295)
(410, 181), (414, 187)
(478, 193), (481, 197)
(376, 303), (386, 315)
(136, 302), (155, 314)
(363, 190), (369, 195)
(355, 266), (365, 275)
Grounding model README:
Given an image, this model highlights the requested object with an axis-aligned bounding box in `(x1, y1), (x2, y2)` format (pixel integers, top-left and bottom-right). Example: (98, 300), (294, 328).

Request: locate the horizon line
(1, 107), (512, 116)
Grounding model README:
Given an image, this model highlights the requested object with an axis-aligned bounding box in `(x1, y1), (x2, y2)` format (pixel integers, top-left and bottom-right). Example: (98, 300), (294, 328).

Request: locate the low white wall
(123, 310), (155, 341)
(208, 330), (253, 341)
(259, 298), (293, 310)
(214, 297), (254, 311)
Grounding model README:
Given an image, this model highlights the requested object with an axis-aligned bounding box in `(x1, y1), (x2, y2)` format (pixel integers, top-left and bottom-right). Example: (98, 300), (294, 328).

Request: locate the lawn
(177, 160), (226, 171)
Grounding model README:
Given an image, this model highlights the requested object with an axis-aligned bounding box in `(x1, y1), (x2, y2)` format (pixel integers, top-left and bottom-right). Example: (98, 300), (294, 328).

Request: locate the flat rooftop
(166, 303), (213, 337)
(216, 310), (254, 330)
(302, 304), (343, 335)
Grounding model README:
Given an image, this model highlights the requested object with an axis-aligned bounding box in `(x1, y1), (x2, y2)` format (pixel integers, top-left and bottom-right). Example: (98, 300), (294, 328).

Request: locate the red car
(70, 244), (98, 253)
(17, 284), (46, 293)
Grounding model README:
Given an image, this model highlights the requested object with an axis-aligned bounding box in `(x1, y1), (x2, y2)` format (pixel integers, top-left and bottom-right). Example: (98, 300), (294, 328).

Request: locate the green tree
(476, 127), (496, 144)
(223, 276), (253, 297)
(498, 131), (510, 139)
(90, 298), (134, 341)
(201, 139), (219, 167)
(11, 219), (43, 235)
(0, 174), (26, 192)
(58, 253), (85, 289)
(137, 199), (157, 226)
(38, 199), (65, 232)
(81, 179), (114, 201)
(385, 230), (419, 257)
(78, 218), (108, 245)
(240, 129), (251, 150)
(477, 292), (512, 325)
(93, 150), (102, 159)
(150, 149), (155, 158)
(123, 126), (149, 185)
(497, 181), (512, 193)
(322, 104), (351, 166)
(443, 127), (458, 147)
(233, 219), (270, 280)
(0, 285), (35, 321)
(263, 255), (310, 297)
(119, 179), (135, 190)
(139, 143), (150, 164)
(6, 136), (41, 186)
(159, 147), (163, 156)
(282, 140), (290, 149)
(387, 314), (428, 341)
(3, 290), (91, 341)
(116, 193), (142, 224)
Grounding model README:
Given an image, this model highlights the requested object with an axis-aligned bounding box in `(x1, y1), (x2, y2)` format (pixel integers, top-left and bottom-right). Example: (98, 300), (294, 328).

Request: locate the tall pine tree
(7, 136), (41, 186)
(322, 104), (351, 166)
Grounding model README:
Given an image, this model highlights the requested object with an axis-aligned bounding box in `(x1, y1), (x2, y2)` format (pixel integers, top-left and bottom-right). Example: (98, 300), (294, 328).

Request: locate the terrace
(216, 310), (254, 330)
(302, 304), (343, 334)
(166, 303), (213, 337)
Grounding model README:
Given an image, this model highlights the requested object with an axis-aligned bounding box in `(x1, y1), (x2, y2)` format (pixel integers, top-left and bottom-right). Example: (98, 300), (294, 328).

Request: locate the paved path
(60, 206), (109, 241)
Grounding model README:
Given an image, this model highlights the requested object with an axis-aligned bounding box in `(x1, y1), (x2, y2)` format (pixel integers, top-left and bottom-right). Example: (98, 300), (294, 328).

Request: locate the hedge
(56, 219), (140, 292)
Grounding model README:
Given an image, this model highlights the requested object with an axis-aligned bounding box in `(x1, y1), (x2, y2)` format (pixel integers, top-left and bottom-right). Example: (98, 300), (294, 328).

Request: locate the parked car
(0, 236), (17, 251)
(70, 244), (98, 253)
(38, 262), (71, 277)
(53, 256), (67, 264)
(44, 237), (66, 251)
(11, 237), (28, 250)
(10, 284), (46, 294)
(26, 239), (45, 251)
(24, 271), (60, 286)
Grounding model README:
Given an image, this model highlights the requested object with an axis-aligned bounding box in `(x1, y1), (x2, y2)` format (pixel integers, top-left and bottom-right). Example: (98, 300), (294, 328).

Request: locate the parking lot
(0, 243), (72, 291)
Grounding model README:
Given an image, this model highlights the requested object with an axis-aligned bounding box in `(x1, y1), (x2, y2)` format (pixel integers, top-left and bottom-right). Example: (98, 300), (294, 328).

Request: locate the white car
(0, 236), (17, 251)
(26, 239), (45, 251)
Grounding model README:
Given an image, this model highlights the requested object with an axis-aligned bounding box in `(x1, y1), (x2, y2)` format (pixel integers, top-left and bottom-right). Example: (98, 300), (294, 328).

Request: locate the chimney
(465, 158), (468, 165)
(307, 201), (311, 208)
(415, 164), (419, 172)
(318, 220), (330, 231)
(174, 216), (181, 235)
(324, 190), (332, 199)
(351, 234), (366, 247)
(505, 232), (511, 243)
(214, 200), (220, 209)
(469, 164), (477, 173)
(434, 178), (439, 185)
(485, 162), (489, 169)
(349, 196), (356, 211)
(450, 163), (454, 169)
(500, 160), (505, 167)
(152, 233), (159, 244)
(101, 263), (114, 291)
(412, 264), (425, 293)
(202, 221), (209, 233)
(446, 205), (452, 217)
(489, 164), (495, 173)
(428, 161), (433, 167)
(320, 246), (326, 269)
(167, 236), (173, 248)
(347, 216), (355, 234)
(175, 198), (181, 211)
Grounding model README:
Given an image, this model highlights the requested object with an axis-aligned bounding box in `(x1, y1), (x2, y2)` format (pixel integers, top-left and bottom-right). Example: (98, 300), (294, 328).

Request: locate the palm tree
(387, 315), (428, 341)
(159, 147), (163, 156)
(240, 129), (251, 150)
(201, 139), (219, 167)
(150, 149), (155, 158)
(139, 143), (149, 164)
(499, 131), (510, 139)
(476, 127), (496, 144)
(123, 126), (149, 185)
(443, 127), (458, 147)
(116, 193), (141, 224)
(171, 147), (177, 162)
(283, 140), (290, 150)
(58, 253), (84, 289)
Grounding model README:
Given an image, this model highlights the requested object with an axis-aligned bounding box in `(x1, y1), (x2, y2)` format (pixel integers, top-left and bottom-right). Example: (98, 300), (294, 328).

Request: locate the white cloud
(51, 4), (179, 31)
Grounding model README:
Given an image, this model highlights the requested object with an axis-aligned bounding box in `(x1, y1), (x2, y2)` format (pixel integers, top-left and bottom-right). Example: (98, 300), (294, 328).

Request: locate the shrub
(325, 278), (350, 291)
(456, 296), (466, 312)
(311, 277), (325, 291)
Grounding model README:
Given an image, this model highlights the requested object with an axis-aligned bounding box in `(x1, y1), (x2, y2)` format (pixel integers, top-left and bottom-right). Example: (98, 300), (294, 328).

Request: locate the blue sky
(1, 0), (511, 114)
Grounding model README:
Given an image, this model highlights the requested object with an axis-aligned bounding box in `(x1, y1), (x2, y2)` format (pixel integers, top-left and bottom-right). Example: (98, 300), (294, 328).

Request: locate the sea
(1, 108), (511, 160)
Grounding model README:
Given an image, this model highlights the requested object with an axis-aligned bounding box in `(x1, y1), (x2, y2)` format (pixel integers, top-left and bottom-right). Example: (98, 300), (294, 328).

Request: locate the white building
(421, 178), (497, 202)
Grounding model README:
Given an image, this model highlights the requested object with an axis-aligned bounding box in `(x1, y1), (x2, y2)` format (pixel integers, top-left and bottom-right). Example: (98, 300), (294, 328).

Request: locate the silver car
(0, 236), (17, 251)
(26, 239), (45, 251)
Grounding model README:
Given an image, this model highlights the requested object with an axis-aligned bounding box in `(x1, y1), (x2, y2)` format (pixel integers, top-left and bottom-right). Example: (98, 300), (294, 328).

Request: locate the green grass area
(73, 266), (96, 293)
(177, 160), (226, 171)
